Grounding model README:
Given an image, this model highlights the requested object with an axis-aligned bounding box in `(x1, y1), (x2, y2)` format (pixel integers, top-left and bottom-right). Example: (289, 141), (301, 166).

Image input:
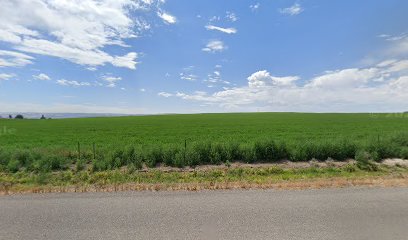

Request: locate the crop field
(0, 112), (408, 173)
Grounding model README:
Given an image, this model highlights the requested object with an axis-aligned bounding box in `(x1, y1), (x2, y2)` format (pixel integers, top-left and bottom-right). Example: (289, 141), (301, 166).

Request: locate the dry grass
(2, 172), (407, 196)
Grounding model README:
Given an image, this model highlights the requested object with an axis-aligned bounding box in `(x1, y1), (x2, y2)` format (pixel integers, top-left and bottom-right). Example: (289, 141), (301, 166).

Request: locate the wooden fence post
(77, 142), (81, 161)
(93, 142), (96, 160)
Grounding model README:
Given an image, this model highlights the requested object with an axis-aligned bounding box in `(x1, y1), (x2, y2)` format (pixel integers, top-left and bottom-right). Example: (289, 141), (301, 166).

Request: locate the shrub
(209, 143), (229, 165)
(75, 158), (86, 172)
(144, 146), (163, 168)
(391, 132), (408, 147)
(92, 157), (109, 172)
(162, 147), (179, 166)
(240, 145), (256, 163)
(7, 159), (20, 173)
(399, 147), (408, 159)
(367, 140), (399, 161)
(355, 151), (378, 171)
(173, 151), (188, 168)
(254, 140), (288, 162)
(124, 147), (142, 169)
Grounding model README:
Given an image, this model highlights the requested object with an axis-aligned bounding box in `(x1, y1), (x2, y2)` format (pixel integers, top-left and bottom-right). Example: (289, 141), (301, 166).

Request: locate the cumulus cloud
(280, 3), (303, 16)
(157, 11), (177, 24)
(202, 40), (226, 53)
(205, 25), (237, 34)
(0, 0), (166, 69)
(0, 50), (34, 67)
(33, 73), (50, 81)
(248, 70), (299, 87)
(159, 59), (408, 112)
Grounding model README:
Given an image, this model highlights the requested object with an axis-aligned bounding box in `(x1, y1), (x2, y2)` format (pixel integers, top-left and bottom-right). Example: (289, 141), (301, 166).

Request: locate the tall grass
(1, 132), (407, 173)
(1, 113), (407, 173)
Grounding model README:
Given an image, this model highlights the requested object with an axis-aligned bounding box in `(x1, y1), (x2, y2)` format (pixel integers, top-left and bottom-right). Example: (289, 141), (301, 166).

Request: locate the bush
(399, 147), (408, 159)
(7, 159), (20, 173)
(254, 140), (288, 162)
(367, 140), (399, 161)
(355, 151), (378, 171)
(144, 146), (163, 168)
(290, 141), (356, 162)
(240, 145), (256, 163)
(124, 147), (142, 169)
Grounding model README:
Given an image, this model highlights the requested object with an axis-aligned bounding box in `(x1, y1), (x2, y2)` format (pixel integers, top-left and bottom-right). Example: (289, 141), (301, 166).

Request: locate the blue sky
(0, 0), (407, 114)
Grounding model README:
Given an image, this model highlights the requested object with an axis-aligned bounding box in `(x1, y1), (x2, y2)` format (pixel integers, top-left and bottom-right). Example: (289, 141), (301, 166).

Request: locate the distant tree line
(3, 114), (50, 119)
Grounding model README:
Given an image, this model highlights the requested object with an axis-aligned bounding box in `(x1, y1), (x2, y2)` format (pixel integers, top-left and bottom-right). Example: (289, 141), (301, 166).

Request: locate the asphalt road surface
(1, 187), (408, 240)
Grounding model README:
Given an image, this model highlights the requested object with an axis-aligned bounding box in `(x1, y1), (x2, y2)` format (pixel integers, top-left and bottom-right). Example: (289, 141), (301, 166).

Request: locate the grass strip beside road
(1, 163), (408, 195)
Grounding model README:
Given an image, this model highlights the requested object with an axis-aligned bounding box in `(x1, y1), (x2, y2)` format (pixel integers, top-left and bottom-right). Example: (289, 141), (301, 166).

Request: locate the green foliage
(0, 113), (407, 172)
(355, 151), (379, 171)
(7, 159), (20, 173)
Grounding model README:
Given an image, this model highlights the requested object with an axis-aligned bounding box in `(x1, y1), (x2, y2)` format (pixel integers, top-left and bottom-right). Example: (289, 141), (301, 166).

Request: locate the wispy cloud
(157, 11), (177, 24)
(0, 73), (15, 81)
(57, 79), (91, 87)
(205, 25), (237, 34)
(226, 11), (238, 22)
(0, 50), (34, 67)
(101, 75), (122, 88)
(202, 40), (227, 53)
(33, 73), (51, 81)
(158, 92), (173, 97)
(250, 3), (260, 12)
(180, 73), (198, 81)
(280, 3), (303, 16)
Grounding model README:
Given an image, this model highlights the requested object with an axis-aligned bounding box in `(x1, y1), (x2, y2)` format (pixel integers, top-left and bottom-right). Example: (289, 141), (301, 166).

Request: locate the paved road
(1, 187), (408, 240)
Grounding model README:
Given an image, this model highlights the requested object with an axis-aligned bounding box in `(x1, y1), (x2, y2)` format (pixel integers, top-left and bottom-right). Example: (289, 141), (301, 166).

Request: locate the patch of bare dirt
(152, 159), (356, 172)
(382, 158), (408, 167)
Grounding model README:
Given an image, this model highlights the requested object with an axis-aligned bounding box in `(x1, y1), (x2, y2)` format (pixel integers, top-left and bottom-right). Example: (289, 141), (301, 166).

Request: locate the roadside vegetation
(0, 112), (407, 193)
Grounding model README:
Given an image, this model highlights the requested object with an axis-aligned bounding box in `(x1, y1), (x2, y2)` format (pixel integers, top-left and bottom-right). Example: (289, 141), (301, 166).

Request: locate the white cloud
(306, 68), (379, 89)
(0, 0), (165, 69)
(0, 73), (15, 81)
(280, 3), (303, 16)
(226, 11), (238, 22)
(157, 11), (177, 24)
(140, 88), (146, 92)
(158, 92), (173, 97)
(33, 73), (50, 81)
(205, 25), (237, 34)
(160, 59), (408, 112)
(250, 3), (260, 12)
(0, 50), (34, 67)
(209, 16), (221, 22)
(202, 40), (226, 53)
(57, 79), (91, 87)
(102, 75), (122, 87)
(180, 73), (198, 81)
(248, 70), (299, 87)
(386, 34), (408, 57)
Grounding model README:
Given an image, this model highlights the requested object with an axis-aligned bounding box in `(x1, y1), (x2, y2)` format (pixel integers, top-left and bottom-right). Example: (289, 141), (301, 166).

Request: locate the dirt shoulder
(1, 159), (408, 195)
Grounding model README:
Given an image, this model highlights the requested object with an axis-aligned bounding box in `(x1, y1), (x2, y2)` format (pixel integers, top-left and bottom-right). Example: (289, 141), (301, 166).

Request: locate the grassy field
(0, 112), (408, 173)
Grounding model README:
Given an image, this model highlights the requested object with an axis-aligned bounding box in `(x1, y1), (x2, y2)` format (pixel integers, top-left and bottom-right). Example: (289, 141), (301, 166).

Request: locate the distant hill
(0, 112), (141, 119)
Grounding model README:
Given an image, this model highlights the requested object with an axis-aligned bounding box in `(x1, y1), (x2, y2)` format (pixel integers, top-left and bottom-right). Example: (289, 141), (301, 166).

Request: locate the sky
(0, 0), (407, 114)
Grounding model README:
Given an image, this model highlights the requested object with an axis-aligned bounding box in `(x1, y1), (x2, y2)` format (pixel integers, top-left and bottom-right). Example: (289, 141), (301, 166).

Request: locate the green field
(1, 112), (408, 172)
